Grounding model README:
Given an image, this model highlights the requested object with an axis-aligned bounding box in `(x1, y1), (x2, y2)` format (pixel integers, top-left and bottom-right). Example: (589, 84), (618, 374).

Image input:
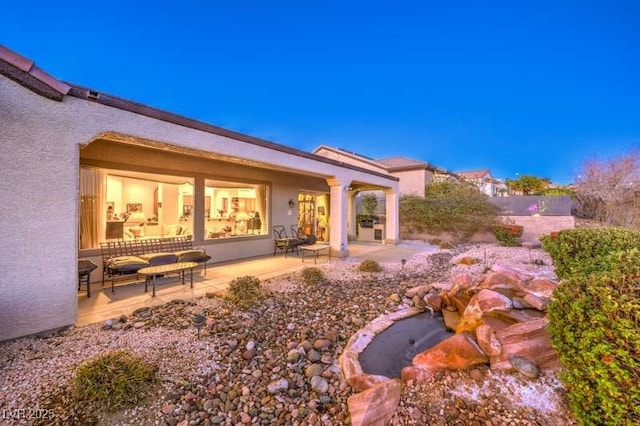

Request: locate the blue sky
(3, 1), (639, 184)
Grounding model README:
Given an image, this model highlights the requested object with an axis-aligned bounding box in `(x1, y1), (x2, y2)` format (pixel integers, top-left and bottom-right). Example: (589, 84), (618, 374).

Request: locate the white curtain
(79, 167), (106, 249)
(255, 185), (267, 234)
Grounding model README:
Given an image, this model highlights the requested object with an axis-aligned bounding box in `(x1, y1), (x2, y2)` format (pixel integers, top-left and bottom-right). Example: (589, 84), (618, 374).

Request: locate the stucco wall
(1, 78), (79, 340)
(503, 215), (575, 242)
(1, 74), (400, 340)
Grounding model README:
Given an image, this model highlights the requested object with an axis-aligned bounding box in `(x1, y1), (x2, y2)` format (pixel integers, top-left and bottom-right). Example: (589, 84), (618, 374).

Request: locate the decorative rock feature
(347, 379), (402, 426)
(338, 258), (562, 422)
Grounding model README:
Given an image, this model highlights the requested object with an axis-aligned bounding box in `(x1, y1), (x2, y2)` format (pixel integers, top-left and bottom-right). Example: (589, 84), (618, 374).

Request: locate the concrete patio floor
(76, 241), (437, 327)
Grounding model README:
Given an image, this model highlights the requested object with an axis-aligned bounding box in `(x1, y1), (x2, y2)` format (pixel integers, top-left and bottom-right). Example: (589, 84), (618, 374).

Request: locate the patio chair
(273, 225), (302, 257)
(291, 225), (315, 245)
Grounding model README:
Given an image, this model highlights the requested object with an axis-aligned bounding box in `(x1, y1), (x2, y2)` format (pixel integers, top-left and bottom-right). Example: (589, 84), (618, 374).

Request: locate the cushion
(106, 256), (149, 273)
(139, 252), (178, 266)
(175, 249), (211, 263)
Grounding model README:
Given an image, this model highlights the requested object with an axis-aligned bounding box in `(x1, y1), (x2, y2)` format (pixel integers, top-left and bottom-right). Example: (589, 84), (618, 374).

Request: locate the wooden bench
(100, 237), (211, 293)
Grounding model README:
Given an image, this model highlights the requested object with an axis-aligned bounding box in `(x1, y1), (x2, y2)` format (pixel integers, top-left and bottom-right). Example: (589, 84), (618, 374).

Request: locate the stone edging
(339, 307), (424, 425)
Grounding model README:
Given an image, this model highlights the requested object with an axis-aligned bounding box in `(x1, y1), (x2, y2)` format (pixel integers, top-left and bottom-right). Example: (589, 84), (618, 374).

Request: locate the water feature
(358, 312), (452, 378)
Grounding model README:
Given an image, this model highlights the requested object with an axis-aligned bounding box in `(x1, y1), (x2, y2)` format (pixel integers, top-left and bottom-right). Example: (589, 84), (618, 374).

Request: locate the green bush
(547, 259), (640, 425)
(301, 267), (326, 286)
(74, 350), (157, 413)
(541, 227), (640, 279)
(400, 181), (498, 241)
(227, 275), (262, 308)
(494, 224), (523, 246)
(358, 259), (382, 273)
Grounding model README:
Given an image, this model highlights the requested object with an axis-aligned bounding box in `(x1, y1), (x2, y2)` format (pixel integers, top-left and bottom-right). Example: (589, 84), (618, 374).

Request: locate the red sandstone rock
(523, 293), (549, 311)
(490, 263), (533, 284)
(413, 332), (488, 371)
(458, 256), (479, 265)
(347, 373), (389, 392)
(476, 289), (513, 313)
(449, 273), (476, 296)
(405, 284), (434, 298)
(455, 296), (484, 334)
(425, 293), (443, 311)
(490, 317), (560, 370)
(442, 309), (460, 331)
(449, 293), (472, 315)
(401, 366), (436, 384)
(527, 278), (557, 299)
(348, 379), (402, 426)
(339, 351), (363, 381)
(475, 324), (502, 356)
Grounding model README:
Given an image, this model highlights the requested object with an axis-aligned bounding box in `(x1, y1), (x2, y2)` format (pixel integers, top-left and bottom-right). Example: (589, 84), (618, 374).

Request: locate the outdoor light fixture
(288, 199), (295, 208)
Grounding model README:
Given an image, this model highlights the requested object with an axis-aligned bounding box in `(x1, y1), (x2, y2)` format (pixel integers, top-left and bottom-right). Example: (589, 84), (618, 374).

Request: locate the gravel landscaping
(0, 244), (577, 425)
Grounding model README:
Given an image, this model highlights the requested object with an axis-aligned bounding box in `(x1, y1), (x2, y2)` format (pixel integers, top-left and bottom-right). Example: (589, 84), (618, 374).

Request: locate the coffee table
(300, 244), (331, 264)
(138, 262), (198, 297)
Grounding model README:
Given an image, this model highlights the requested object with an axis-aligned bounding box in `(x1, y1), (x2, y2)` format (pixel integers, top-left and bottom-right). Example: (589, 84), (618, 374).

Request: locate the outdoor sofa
(100, 236), (211, 292)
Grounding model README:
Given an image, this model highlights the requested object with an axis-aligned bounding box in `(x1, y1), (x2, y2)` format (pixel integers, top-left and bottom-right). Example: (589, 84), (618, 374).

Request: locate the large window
(79, 167), (193, 249)
(204, 179), (268, 239)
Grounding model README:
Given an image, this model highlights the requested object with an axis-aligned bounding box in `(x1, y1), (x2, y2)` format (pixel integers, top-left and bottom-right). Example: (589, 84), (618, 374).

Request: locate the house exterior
(313, 146), (455, 196)
(0, 45), (400, 341)
(456, 169), (507, 197)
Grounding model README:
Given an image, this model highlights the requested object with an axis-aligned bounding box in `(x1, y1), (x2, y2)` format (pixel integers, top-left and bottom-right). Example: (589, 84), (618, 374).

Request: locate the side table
(78, 259), (98, 298)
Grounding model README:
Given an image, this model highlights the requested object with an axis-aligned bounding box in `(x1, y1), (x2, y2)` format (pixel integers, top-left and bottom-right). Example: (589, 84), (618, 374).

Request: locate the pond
(359, 312), (452, 378)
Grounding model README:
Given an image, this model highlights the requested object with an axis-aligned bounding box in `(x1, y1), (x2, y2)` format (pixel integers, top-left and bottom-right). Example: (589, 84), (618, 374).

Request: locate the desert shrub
(494, 224), (523, 247)
(74, 350), (157, 413)
(400, 181), (498, 241)
(541, 227), (640, 279)
(547, 256), (640, 425)
(358, 259), (382, 273)
(227, 275), (262, 308)
(301, 267), (326, 286)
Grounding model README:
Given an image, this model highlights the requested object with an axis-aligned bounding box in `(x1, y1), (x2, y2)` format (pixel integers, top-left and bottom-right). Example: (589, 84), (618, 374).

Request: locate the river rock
(267, 379), (289, 394)
(310, 375), (329, 394)
(509, 356), (540, 379)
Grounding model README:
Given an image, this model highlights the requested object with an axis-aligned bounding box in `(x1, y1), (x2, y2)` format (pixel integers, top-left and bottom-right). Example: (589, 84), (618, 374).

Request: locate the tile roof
(457, 169), (492, 179)
(0, 45), (70, 100)
(377, 156), (428, 169)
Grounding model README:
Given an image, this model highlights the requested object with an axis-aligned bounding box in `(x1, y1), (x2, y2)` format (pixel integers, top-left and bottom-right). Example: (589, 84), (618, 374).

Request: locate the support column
(347, 190), (358, 241)
(384, 188), (399, 244)
(326, 177), (349, 257)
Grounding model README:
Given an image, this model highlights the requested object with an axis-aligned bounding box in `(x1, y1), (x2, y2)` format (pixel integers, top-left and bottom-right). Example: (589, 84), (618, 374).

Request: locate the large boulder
(475, 324), (502, 356)
(490, 317), (560, 370)
(413, 332), (488, 371)
(348, 379), (402, 426)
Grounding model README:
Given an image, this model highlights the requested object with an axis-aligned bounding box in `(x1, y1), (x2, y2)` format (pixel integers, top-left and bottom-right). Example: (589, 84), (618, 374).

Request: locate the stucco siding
(1, 77), (79, 340)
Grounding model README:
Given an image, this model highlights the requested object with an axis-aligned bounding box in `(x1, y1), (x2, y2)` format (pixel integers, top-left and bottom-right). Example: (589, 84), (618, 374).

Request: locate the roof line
(65, 84), (395, 181)
(0, 45), (70, 100)
(0, 44), (396, 182)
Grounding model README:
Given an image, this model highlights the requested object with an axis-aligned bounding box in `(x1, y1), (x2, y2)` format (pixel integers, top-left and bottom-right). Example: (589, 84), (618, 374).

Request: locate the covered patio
(76, 241), (436, 327)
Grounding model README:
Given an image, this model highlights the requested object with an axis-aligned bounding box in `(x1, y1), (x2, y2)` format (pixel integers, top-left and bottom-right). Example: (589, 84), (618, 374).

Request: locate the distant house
(313, 146), (456, 196)
(456, 169), (507, 197)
